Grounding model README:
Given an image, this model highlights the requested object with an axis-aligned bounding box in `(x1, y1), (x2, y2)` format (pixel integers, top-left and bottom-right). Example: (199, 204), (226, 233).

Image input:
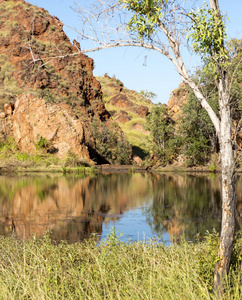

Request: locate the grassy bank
(0, 138), (99, 175)
(0, 229), (241, 299)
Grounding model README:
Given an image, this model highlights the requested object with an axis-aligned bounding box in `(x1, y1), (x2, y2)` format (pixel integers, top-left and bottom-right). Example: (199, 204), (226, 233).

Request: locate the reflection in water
(146, 174), (223, 242)
(0, 173), (241, 243)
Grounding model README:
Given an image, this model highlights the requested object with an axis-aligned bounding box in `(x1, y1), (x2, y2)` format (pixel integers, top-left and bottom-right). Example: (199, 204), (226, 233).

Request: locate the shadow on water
(0, 173), (241, 243)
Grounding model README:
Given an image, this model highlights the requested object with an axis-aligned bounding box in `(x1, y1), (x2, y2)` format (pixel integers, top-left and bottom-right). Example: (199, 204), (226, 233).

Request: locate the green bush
(35, 136), (56, 154)
(91, 118), (131, 165)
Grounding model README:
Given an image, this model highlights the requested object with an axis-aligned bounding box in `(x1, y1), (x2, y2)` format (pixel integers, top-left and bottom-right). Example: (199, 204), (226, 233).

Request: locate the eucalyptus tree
(73, 0), (239, 292)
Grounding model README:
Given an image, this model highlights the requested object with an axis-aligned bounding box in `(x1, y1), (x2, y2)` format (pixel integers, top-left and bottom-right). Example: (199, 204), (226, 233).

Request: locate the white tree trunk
(213, 75), (236, 293)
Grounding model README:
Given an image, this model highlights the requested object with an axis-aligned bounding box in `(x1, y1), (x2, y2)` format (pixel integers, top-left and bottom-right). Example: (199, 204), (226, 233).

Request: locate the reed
(0, 229), (241, 299)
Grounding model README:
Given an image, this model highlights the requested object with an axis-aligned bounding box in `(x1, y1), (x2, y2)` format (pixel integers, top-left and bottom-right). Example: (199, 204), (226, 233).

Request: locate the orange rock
(4, 102), (14, 116)
(167, 83), (189, 121)
(6, 94), (92, 161)
(109, 94), (134, 109)
(137, 105), (149, 117)
(115, 110), (131, 124)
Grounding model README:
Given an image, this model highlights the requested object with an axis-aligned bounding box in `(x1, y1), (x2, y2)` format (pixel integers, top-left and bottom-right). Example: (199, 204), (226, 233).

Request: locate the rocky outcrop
(109, 94), (134, 109)
(167, 83), (189, 121)
(99, 75), (152, 123)
(136, 105), (149, 117)
(0, 94), (94, 161)
(115, 110), (131, 124)
(0, 0), (104, 109)
(0, 0), (131, 164)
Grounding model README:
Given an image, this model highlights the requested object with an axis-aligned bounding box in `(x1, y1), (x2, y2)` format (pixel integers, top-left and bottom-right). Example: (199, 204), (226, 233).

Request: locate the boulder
(137, 105), (149, 117)
(115, 111), (131, 124)
(109, 94), (134, 109)
(2, 94), (92, 161)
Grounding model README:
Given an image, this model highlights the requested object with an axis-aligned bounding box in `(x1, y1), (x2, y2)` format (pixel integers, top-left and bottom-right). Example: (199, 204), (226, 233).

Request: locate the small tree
(146, 105), (178, 164)
(179, 86), (219, 166)
(73, 0), (240, 292)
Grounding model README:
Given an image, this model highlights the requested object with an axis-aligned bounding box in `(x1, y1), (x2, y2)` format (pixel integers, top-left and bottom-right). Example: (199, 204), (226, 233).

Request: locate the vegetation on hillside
(97, 75), (156, 160)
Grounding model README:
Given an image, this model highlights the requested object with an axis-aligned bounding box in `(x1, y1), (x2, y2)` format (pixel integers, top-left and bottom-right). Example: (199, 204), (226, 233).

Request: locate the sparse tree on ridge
(72, 0), (240, 293)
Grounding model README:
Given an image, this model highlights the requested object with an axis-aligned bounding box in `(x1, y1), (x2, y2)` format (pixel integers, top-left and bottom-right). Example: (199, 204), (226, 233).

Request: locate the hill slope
(97, 74), (156, 160)
(0, 0), (131, 165)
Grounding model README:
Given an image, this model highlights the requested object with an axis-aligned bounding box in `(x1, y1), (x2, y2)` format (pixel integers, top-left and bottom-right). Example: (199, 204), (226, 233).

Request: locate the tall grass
(0, 229), (241, 299)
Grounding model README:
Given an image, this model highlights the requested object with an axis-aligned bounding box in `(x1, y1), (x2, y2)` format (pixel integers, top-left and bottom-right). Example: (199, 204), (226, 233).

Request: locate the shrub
(91, 118), (131, 165)
(35, 136), (56, 154)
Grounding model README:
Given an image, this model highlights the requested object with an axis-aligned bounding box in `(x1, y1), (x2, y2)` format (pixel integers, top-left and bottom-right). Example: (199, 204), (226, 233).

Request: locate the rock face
(115, 110), (131, 124)
(0, 0), (103, 109)
(1, 94), (93, 161)
(167, 83), (189, 121)
(0, 0), (131, 164)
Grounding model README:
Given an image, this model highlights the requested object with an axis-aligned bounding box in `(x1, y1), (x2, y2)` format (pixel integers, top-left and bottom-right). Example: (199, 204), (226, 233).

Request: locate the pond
(0, 173), (241, 245)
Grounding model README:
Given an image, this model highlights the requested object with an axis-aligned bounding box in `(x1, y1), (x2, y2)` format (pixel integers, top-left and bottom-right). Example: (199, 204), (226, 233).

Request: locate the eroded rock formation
(0, 0), (131, 164)
(0, 94), (94, 161)
(167, 83), (189, 121)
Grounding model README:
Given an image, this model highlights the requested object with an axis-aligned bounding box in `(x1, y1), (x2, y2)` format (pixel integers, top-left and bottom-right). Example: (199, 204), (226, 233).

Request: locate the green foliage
(0, 60), (23, 102)
(36, 136), (50, 150)
(179, 92), (215, 166)
(227, 39), (242, 118)
(188, 3), (228, 75)
(37, 89), (55, 103)
(123, 0), (166, 38)
(139, 89), (157, 101)
(64, 151), (91, 168)
(178, 38), (242, 166)
(209, 164), (216, 173)
(0, 138), (17, 155)
(35, 136), (56, 155)
(197, 230), (220, 291)
(146, 105), (179, 164)
(91, 118), (131, 165)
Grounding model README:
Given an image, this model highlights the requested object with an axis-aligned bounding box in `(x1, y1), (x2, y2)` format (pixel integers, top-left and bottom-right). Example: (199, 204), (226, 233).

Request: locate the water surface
(0, 173), (241, 244)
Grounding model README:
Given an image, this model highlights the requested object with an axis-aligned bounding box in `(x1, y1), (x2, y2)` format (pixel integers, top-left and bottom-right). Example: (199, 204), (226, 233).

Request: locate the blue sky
(26, 0), (242, 104)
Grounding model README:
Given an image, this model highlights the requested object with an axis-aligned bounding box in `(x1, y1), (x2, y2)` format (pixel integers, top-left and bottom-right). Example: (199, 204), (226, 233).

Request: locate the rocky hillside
(0, 0), (131, 165)
(97, 74), (156, 161)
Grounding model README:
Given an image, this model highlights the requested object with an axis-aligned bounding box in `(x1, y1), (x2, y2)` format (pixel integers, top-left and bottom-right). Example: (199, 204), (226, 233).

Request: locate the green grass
(0, 139), (93, 173)
(0, 229), (241, 299)
(124, 117), (146, 130)
(124, 129), (149, 147)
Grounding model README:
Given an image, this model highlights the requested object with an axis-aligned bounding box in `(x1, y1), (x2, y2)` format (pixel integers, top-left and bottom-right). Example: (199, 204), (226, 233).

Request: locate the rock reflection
(0, 174), (152, 243)
(0, 173), (241, 243)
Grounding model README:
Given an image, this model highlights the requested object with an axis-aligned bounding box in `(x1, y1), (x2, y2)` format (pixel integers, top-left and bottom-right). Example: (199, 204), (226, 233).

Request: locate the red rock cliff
(0, 0), (131, 164)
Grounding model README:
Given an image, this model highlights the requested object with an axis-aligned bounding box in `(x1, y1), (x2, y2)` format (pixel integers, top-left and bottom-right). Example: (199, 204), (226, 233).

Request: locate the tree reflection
(145, 174), (223, 241)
